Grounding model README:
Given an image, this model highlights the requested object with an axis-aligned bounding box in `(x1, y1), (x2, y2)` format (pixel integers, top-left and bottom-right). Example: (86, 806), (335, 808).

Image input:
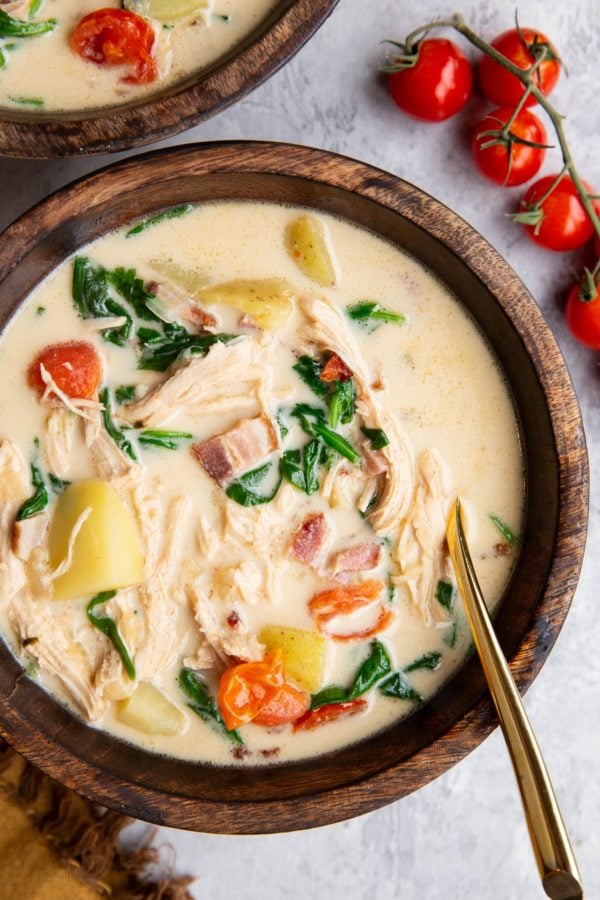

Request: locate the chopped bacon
(362, 446), (389, 477)
(185, 305), (218, 332)
(320, 352), (353, 383)
(193, 414), (278, 488)
(290, 513), (330, 567)
(309, 580), (394, 642)
(333, 542), (381, 576)
(293, 699), (367, 732)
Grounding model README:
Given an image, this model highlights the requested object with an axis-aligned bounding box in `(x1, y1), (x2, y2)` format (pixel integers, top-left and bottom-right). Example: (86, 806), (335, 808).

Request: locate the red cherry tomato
(471, 107), (546, 187)
(293, 699), (368, 732)
(28, 341), (102, 401)
(479, 28), (560, 108)
(565, 281), (600, 349)
(253, 683), (310, 727)
(218, 651), (284, 731)
(519, 174), (598, 252)
(387, 39), (473, 122)
(70, 8), (158, 85)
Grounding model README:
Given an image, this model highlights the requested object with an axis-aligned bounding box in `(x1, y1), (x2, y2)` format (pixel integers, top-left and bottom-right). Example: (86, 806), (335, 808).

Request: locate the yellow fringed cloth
(0, 738), (194, 900)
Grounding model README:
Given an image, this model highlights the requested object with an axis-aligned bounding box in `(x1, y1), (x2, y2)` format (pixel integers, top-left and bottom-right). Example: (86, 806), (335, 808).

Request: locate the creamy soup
(0, 202), (523, 766)
(0, 0), (276, 112)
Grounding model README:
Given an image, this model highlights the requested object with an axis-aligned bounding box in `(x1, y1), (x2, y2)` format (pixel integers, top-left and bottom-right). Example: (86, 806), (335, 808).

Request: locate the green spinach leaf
(87, 591), (136, 680)
(178, 667), (243, 744)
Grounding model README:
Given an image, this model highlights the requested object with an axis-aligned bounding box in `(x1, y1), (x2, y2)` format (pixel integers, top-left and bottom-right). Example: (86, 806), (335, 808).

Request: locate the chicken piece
(44, 408), (78, 480)
(94, 495), (190, 700)
(290, 513), (331, 568)
(123, 338), (261, 428)
(393, 449), (454, 626)
(224, 482), (298, 558)
(84, 409), (139, 482)
(300, 294), (414, 534)
(187, 581), (265, 665)
(12, 512), (49, 561)
(0, 440), (29, 606)
(193, 414), (278, 488)
(9, 595), (108, 721)
(333, 542), (381, 577)
(0, 1), (30, 17)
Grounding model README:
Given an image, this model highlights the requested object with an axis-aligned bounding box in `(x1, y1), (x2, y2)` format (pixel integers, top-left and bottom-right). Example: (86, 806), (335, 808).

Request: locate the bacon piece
(333, 542), (381, 576)
(290, 513), (330, 566)
(193, 414), (278, 487)
(320, 352), (353, 383)
(185, 305), (218, 331)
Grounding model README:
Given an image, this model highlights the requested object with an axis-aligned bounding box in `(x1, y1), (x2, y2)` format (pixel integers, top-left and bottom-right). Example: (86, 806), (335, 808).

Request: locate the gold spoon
(446, 499), (583, 900)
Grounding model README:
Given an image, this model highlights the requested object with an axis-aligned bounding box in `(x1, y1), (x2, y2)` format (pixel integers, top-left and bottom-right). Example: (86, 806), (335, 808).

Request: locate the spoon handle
(446, 500), (583, 900)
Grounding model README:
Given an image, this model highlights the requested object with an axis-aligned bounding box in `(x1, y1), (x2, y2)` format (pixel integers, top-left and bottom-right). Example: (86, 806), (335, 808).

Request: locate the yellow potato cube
(260, 625), (327, 692)
(116, 682), (185, 736)
(49, 479), (144, 601)
(286, 215), (337, 287)
(196, 278), (294, 331)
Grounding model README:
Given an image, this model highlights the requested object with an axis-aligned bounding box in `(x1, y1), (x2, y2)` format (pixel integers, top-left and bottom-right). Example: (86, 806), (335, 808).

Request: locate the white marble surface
(1, 1), (599, 897)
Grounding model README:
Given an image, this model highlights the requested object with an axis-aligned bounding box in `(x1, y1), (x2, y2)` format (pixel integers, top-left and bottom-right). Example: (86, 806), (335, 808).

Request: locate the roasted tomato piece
(309, 580), (393, 642)
(293, 699), (368, 732)
(320, 352), (353, 383)
(217, 651), (284, 731)
(28, 341), (102, 401)
(70, 8), (158, 85)
(253, 682), (310, 727)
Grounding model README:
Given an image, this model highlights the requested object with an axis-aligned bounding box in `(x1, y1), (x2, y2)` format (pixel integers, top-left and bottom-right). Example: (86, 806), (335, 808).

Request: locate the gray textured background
(1, 1), (598, 897)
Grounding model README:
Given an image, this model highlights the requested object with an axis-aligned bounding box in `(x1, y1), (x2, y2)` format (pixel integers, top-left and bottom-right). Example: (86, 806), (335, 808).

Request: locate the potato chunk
(49, 479), (144, 601)
(260, 625), (326, 692)
(286, 215), (337, 287)
(116, 683), (185, 736)
(124, 0), (210, 23)
(196, 278), (294, 330)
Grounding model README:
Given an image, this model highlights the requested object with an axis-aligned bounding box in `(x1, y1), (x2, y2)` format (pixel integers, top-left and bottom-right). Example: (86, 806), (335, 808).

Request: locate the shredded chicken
(0, 1), (29, 17)
(393, 449), (454, 626)
(187, 580), (265, 666)
(44, 408), (78, 480)
(11, 512), (49, 562)
(9, 596), (108, 721)
(122, 337), (275, 428)
(0, 441), (28, 605)
(84, 408), (139, 482)
(300, 294), (414, 534)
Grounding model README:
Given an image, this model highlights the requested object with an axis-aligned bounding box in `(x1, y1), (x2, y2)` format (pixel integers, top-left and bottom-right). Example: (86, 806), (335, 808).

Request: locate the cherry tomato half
(253, 683), (310, 727)
(388, 38), (473, 122)
(70, 8), (158, 85)
(218, 651), (284, 731)
(479, 28), (560, 108)
(293, 699), (368, 732)
(471, 106), (546, 187)
(565, 281), (600, 349)
(28, 341), (102, 401)
(519, 174), (598, 252)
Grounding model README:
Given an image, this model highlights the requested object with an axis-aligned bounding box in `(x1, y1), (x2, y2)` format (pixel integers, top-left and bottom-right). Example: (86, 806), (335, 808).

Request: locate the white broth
(0, 0), (276, 112)
(0, 201), (523, 766)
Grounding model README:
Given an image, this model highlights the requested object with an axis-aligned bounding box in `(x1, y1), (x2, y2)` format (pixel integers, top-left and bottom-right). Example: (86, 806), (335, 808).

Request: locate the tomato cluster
(385, 26), (600, 350)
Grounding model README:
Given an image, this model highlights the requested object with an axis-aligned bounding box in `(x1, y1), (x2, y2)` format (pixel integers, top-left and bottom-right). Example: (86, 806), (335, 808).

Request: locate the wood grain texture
(0, 143), (588, 833)
(0, 1), (339, 159)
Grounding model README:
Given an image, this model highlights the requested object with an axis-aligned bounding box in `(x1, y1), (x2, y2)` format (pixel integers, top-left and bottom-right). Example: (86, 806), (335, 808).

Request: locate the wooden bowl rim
(0, 0), (339, 159)
(0, 141), (589, 832)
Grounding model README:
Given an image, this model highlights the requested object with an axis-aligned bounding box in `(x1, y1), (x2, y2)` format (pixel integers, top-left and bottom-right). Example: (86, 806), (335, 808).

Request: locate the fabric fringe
(0, 737), (195, 898)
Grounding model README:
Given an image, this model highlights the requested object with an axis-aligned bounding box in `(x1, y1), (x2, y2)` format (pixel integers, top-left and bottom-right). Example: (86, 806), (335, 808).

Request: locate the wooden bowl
(0, 1), (338, 159)
(0, 142), (588, 833)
